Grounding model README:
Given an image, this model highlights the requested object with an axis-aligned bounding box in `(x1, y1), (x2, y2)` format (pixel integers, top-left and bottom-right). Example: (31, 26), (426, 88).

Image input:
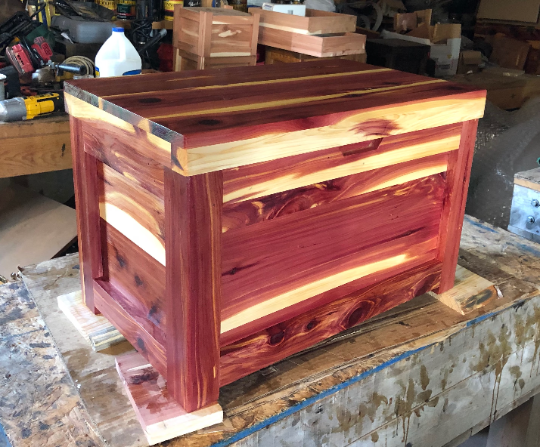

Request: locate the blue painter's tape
(211, 346), (428, 447)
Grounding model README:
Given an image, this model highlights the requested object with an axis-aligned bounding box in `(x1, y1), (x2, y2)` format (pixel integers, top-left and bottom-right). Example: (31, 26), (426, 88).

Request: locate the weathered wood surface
(0, 280), (102, 446)
(6, 216), (540, 446)
(0, 116), (72, 179)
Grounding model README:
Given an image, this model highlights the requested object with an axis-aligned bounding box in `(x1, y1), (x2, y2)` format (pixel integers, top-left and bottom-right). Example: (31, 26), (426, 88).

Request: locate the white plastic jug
(95, 27), (142, 78)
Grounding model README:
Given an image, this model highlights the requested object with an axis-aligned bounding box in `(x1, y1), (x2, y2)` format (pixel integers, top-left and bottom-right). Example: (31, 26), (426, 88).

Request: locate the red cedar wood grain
(101, 219), (166, 337)
(222, 152), (449, 232)
(220, 176), (445, 327)
(222, 123), (460, 205)
(70, 117), (102, 313)
(107, 69), (433, 119)
(71, 59), (373, 99)
(164, 169), (222, 412)
(219, 260), (442, 385)
(83, 122), (165, 199)
(437, 119), (479, 292)
(168, 88), (485, 150)
(93, 279), (168, 378)
(98, 162), (165, 245)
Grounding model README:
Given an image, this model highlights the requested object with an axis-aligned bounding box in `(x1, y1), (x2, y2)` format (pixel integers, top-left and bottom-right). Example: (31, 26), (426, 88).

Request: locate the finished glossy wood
(66, 60), (485, 420)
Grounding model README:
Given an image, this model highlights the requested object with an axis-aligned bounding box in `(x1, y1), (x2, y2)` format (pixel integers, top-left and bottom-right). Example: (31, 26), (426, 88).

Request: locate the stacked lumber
(173, 7), (259, 70)
(250, 7), (366, 58)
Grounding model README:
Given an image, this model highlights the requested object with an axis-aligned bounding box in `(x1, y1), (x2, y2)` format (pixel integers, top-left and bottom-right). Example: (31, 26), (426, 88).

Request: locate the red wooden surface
(70, 117), (102, 313)
(101, 220), (166, 337)
(437, 120), (479, 293)
(219, 261), (441, 386)
(164, 169), (222, 412)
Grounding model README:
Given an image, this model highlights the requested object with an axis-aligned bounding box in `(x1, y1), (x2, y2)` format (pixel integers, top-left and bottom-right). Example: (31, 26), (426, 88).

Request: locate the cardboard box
(261, 3), (306, 16)
(477, 0), (540, 24)
(457, 50), (482, 74)
(489, 34), (531, 70)
(382, 22), (461, 76)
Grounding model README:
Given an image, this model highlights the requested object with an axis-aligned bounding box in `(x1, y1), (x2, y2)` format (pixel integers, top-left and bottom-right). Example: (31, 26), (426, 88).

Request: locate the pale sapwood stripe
(223, 146), (453, 204)
(147, 79), (446, 120)
(99, 203), (166, 266)
(175, 97), (485, 176)
(66, 94), (172, 165)
(257, 22), (321, 35)
(221, 252), (412, 334)
(209, 52), (252, 57)
(101, 69), (392, 98)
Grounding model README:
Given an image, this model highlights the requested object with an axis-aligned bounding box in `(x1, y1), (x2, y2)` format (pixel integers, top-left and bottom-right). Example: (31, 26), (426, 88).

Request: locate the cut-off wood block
(58, 291), (125, 351)
(116, 351), (223, 445)
(430, 265), (500, 315)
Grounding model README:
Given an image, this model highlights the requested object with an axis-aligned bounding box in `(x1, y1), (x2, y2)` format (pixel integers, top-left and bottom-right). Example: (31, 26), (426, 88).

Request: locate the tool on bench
(0, 91), (63, 122)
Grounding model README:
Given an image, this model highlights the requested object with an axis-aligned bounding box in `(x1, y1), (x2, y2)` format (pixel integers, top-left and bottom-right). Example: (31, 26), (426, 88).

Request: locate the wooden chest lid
(65, 60), (486, 176)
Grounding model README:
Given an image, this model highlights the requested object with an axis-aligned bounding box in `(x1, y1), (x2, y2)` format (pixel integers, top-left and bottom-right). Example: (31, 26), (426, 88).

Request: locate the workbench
(0, 115), (71, 179)
(1, 215), (540, 446)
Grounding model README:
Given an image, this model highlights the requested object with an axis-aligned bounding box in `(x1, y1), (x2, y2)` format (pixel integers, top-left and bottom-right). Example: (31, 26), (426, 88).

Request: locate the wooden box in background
(65, 60), (485, 416)
(173, 7), (258, 70)
(265, 46), (367, 64)
(251, 7), (365, 58)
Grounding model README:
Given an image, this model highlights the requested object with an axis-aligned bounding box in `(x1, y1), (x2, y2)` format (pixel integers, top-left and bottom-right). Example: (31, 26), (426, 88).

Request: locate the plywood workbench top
(65, 60), (486, 176)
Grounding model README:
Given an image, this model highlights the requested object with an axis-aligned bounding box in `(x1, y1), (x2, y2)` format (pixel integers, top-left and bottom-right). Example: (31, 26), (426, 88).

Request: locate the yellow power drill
(0, 92), (63, 122)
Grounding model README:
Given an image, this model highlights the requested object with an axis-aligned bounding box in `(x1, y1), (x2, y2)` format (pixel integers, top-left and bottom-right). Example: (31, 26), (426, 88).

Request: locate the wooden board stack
(251, 7), (366, 58)
(64, 60), (486, 438)
(173, 7), (259, 71)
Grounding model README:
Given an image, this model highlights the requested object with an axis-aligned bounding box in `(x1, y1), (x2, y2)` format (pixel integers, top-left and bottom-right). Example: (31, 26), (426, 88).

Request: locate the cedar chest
(65, 60), (486, 413)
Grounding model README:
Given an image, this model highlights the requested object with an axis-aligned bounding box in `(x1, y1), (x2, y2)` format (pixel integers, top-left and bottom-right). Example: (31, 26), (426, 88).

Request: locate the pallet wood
(11, 216), (540, 447)
(0, 116), (72, 178)
(64, 61), (486, 417)
(58, 290), (125, 351)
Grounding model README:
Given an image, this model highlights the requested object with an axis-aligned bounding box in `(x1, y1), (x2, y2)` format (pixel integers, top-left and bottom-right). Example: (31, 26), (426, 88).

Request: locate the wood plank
(70, 116), (101, 312)
(0, 117), (72, 178)
(430, 265), (499, 315)
(83, 119), (165, 198)
(437, 120), (479, 292)
(255, 26), (366, 58)
(93, 280), (168, 378)
(249, 7), (356, 35)
(169, 89), (485, 176)
(220, 260), (441, 386)
(164, 169), (222, 412)
(101, 219), (166, 338)
(108, 69), (435, 121)
(222, 152), (448, 232)
(221, 176), (445, 343)
(222, 123), (460, 204)
(0, 184), (77, 279)
(116, 351), (223, 445)
(98, 161), (165, 265)
(74, 60), (381, 99)
(57, 290), (125, 351)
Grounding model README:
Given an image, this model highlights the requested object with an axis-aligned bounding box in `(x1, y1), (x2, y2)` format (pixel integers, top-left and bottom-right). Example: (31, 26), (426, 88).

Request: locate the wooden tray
(250, 7), (356, 35)
(257, 27), (366, 57)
